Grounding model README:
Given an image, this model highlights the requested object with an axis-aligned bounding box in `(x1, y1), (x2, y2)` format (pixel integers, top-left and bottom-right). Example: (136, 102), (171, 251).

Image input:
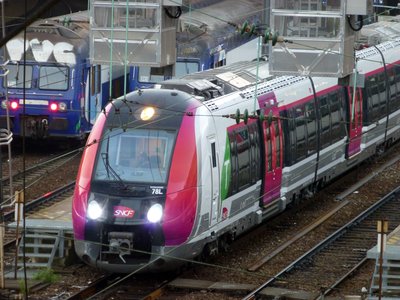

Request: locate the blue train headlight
(58, 102), (67, 112)
(1, 100), (7, 109)
(147, 203), (163, 223)
(49, 102), (67, 112)
(87, 200), (103, 220)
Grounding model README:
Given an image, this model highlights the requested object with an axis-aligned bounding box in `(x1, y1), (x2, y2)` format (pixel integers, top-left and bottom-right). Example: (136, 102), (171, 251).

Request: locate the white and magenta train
(72, 34), (400, 273)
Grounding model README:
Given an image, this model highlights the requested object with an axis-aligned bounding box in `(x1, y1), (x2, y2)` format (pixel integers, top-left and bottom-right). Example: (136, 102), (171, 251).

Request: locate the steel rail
(242, 186), (400, 300)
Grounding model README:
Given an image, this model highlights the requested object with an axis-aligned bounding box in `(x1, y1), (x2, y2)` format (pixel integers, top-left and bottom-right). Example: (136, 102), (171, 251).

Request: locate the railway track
(243, 186), (400, 300)
(66, 274), (171, 300)
(64, 150), (400, 300)
(0, 148), (81, 207)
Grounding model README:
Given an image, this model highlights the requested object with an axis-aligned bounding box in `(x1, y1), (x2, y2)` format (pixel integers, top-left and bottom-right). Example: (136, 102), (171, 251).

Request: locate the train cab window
(5, 64), (33, 89)
(39, 66), (69, 90)
(94, 128), (175, 184)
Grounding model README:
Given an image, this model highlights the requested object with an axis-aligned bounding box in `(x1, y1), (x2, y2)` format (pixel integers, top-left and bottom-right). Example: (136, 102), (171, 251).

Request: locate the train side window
(248, 122), (261, 183)
(90, 66), (95, 95)
(96, 65), (101, 94)
(388, 67), (398, 112)
(265, 125), (272, 171)
(329, 93), (342, 143)
(305, 101), (316, 155)
(228, 131), (238, 195)
(377, 72), (387, 117)
(280, 110), (291, 166)
(174, 61), (200, 78)
(286, 109), (297, 165)
(393, 65), (400, 109)
(337, 89), (347, 138)
(227, 126), (252, 195)
(294, 105), (306, 161)
(81, 67), (85, 87)
(253, 123), (261, 180)
(274, 121), (281, 167)
(395, 65), (400, 102)
(365, 76), (379, 124)
(211, 142), (216, 168)
(319, 96), (331, 147)
(235, 127), (251, 190)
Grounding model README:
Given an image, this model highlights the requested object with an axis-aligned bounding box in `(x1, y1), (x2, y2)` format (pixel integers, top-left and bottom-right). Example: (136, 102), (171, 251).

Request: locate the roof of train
(358, 17), (400, 45)
(159, 59), (273, 97)
(28, 11), (89, 40)
(5, 11), (89, 64)
(179, 0), (264, 31)
(160, 20), (400, 105)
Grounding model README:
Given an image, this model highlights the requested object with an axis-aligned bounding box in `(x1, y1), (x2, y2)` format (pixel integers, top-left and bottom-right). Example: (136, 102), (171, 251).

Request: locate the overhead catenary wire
(2, 1), (400, 296)
(0, 1), (398, 218)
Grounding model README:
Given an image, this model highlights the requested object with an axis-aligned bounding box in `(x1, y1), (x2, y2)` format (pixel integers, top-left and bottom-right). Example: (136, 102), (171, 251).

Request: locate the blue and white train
(0, 11), (126, 140)
(0, 0), (265, 140)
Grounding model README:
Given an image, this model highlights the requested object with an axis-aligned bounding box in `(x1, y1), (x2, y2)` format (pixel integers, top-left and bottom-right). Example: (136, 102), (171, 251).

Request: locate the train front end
(0, 15), (89, 140)
(73, 89), (201, 273)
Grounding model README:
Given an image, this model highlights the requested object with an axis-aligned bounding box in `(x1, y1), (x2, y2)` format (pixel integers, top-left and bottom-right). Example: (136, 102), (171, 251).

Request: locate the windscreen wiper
(101, 152), (129, 190)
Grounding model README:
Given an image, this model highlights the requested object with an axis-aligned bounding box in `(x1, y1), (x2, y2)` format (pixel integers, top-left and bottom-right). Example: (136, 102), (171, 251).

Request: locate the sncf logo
(113, 206), (135, 218)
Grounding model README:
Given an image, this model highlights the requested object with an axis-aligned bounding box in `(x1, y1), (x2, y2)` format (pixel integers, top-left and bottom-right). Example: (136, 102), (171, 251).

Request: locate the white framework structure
(89, 0), (181, 67)
(269, 0), (372, 78)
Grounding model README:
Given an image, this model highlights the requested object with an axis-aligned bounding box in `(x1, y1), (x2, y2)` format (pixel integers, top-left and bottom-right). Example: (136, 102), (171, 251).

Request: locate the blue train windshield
(94, 128), (175, 184)
(39, 66), (69, 90)
(5, 64), (33, 88)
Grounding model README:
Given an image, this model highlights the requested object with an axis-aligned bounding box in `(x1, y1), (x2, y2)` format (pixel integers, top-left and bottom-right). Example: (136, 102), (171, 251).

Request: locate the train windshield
(39, 66), (69, 90)
(94, 128), (175, 184)
(4, 64), (33, 88)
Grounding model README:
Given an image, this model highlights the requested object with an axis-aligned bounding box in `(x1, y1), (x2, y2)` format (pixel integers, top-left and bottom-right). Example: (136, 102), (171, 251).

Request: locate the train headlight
(140, 107), (155, 121)
(58, 102), (67, 112)
(1, 100), (8, 109)
(147, 203), (163, 223)
(87, 200), (103, 220)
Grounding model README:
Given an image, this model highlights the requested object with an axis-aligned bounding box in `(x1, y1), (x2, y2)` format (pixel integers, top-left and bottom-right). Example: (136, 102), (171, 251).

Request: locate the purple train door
(259, 92), (283, 206)
(346, 87), (363, 158)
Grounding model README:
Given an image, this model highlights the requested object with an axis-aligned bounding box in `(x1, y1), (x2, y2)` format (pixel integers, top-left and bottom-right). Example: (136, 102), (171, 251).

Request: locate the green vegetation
(33, 268), (60, 283)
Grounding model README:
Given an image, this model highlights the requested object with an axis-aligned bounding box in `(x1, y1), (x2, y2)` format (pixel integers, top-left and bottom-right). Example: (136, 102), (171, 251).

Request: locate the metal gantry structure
(89, 0), (182, 67)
